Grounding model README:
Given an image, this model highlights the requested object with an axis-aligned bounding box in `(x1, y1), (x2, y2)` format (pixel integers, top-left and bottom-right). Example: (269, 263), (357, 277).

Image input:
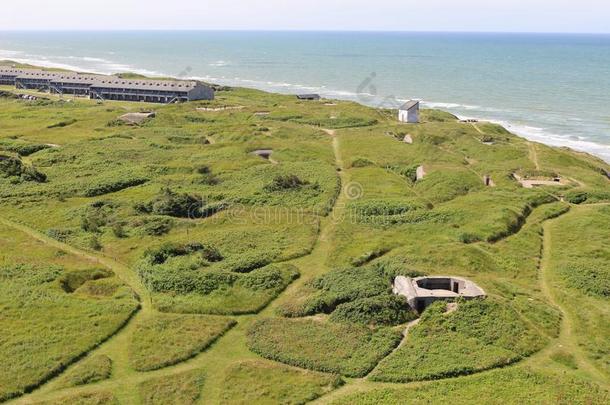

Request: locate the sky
(1, 0), (609, 33)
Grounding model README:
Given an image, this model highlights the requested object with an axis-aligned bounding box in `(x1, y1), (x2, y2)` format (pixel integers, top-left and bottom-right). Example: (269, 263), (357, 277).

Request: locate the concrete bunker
(251, 149), (273, 160)
(119, 111), (155, 125)
(393, 276), (486, 313)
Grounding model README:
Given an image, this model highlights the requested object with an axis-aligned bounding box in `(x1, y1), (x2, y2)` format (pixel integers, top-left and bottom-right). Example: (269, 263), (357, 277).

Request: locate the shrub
(139, 217), (174, 236)
(0, 155), (46, 182)
(265, 174), (309, 192)
(83, 176), (148, 197)
(58, 268), (112, 293)
(351, 157), (375, 168)
(47, 118), (77, 128)
(329, 295), (417, 326)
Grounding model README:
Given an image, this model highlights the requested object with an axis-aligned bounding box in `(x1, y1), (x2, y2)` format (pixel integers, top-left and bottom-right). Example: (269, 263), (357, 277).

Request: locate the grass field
(129, 314), (236, 371)
(0, 71), (609, 404)
(220, 360), (343, 404)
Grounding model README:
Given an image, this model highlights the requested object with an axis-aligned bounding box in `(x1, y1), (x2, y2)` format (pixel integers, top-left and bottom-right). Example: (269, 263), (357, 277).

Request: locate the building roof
(90, 78), (200, 92)
(399, 100), (419, 111)
(296, 94), (321, 99)
(0, 66), (204, 91)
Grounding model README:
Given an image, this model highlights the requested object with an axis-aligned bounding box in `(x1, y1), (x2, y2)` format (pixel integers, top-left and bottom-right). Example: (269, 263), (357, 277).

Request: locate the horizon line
(1, 29), (610, 35)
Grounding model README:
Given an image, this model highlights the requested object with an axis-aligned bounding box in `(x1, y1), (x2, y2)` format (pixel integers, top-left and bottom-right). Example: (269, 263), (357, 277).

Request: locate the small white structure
(398, 100), (420, 123)
(416, 165), (426, 181)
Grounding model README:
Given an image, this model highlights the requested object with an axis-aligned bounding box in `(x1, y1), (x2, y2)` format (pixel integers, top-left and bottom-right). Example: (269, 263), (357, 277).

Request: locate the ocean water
(1, 31), (609, 161)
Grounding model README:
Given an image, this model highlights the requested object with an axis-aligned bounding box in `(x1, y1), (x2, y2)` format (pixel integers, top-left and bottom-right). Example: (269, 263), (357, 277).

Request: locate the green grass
(370, 299), (547, 382)
(0, 71), (609, 403)
(55, 355), (112, 388)
(138, 369), (205, 405)
(547, 206), (610, 374)
(32, 391), (118, 405)
(0, 224), (138, 402)
(332, 367), (608, 404)
(128, 313), (236, 371)
(221, 360), (343, 404)
(246, 318), (402, 377)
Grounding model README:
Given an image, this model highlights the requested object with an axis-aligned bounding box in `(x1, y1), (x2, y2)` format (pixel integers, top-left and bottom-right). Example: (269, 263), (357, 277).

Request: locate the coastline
(2, 53), (610, 164)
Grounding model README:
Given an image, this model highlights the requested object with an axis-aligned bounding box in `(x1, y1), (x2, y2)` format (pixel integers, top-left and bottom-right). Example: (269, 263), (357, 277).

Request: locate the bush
(0, 155), (46, 182)
(145, 242), (223, 265)
(58, 268), (112, 293)
(351, 157), (375, 168)
(83, 176), (148, 197)
(139, 217), (174, 236)
(47, 118), (77, 128)
(329, 295), (417, 326)
(265, 174), (309, 192)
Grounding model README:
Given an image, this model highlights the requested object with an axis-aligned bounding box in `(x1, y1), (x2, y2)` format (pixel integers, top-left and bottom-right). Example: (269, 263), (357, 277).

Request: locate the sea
(1, 31), (609, 162)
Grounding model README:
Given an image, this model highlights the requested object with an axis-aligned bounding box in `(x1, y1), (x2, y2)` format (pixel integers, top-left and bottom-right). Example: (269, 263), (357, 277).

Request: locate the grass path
(539, 215), (609, 387)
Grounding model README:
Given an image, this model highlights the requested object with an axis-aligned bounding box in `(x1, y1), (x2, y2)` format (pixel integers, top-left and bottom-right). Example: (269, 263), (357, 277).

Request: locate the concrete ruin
(251, 149), (273, 160)
(393, 276), (486, 313)
(119, 112), (155, 125)
(512, 173), (565, 188)
(483, 174), (495, 187)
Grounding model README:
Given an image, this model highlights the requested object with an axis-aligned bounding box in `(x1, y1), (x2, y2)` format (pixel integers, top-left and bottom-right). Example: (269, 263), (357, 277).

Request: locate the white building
(398, 100), (420, 123)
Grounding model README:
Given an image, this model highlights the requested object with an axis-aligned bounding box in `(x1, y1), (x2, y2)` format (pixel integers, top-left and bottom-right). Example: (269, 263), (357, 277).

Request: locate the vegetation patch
(55, 355), (113, 389)
(32, 390), (118, 405)
(247, 318), (402, 377)
(129, 314), (235, 371)
(0, 259), (138, 402)
(0, 155), (47, 182)
(332, 367), (608, 404)
(139, 369), (205, 405)
(280, 262), (418, 326)
(369, 299), (546, 382)
(221, 360), (343, 404)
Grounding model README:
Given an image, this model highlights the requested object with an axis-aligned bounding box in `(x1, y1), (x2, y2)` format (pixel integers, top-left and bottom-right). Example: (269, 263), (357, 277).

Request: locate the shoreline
(2, 54), (610, 164)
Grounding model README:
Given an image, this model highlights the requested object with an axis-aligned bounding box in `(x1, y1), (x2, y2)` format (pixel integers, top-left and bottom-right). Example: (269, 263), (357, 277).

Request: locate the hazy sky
(1, 0), (609, 33)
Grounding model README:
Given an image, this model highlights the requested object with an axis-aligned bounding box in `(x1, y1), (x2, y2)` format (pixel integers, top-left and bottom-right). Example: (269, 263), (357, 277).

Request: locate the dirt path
(539, 218), (608, 386)
(528, 142), (540, 169)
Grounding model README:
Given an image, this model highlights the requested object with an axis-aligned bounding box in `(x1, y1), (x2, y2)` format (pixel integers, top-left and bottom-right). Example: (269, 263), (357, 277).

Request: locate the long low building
(0, 66), (214, 103)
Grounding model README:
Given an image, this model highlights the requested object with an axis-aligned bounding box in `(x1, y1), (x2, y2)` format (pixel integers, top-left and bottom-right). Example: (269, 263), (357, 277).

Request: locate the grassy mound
(55, 355), (112, 388)
(129, 314), (235, 371)
(137, 243), (300, 314)
(370, 299), (546, 382)
(333, 367), (608, 404)
(221, 360), (343, 404)
(246, 318), (402, 377)
(139, 369), (205, 405)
